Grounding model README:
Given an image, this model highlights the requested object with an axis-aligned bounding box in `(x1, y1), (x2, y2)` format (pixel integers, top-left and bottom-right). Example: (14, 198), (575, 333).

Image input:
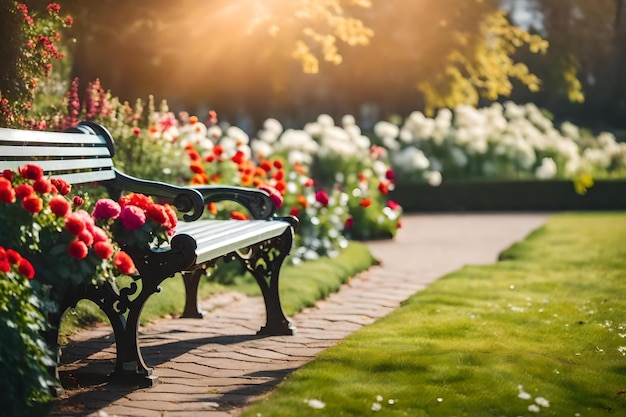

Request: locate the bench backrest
(0, 121), (116, 185)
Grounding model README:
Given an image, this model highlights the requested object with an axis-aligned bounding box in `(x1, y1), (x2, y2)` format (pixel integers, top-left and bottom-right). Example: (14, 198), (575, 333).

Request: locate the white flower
(263, 118), (283, 136)
(304, 122), (323, 137)
(317, 114), (335, 127)
(207, 125), (222, 141)
(528, 404), (541, 413)
(342, 114), (356, 127)
(392, 147), (430, 171)
(251, 140), (274, 160)
(426, 170), (442, 186)
(226, 126), (249, 145)
(535, 157), (557, 179)
(535, 397), (550, 408)
(374, 121), (400, 140)
(307, 399), (326, 409)
(371, 402), (382, 411)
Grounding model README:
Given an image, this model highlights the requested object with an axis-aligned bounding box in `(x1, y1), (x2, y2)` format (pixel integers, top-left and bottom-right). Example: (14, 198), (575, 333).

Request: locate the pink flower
(120, 205), (146, 230)
(92, 198), (121, 219)
(387, 200), (401, 211)
(259, 184), (283, 209)
(315, 190), (329, 206)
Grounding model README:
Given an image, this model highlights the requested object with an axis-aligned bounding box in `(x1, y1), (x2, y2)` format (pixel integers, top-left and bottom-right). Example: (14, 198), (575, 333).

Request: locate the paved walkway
(50, 213), (550, 417)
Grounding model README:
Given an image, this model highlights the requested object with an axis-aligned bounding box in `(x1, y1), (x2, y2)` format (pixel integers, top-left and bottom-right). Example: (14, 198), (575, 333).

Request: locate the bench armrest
(108, 169), (205, 221)
(191, 185), (276, 220)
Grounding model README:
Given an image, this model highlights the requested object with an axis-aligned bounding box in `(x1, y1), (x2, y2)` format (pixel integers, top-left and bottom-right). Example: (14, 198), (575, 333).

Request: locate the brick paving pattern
(49, 213), (549, 416)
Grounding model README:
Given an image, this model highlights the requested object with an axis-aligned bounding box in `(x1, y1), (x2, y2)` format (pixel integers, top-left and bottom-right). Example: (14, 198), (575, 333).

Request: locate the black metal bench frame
(0, 121), (298, 387)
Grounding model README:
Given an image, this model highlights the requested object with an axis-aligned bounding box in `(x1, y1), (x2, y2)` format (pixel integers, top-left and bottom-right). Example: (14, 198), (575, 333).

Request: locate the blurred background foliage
(1, 0), (625, 134)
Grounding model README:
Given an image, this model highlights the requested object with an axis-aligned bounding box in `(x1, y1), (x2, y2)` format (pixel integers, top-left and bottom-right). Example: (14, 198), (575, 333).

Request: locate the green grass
(59, 242), (377, 338)
(241, 212), (626, 417)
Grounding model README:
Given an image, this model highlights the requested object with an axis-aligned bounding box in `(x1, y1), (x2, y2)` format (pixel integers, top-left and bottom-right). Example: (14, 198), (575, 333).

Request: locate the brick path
(49, 213), (549, 417)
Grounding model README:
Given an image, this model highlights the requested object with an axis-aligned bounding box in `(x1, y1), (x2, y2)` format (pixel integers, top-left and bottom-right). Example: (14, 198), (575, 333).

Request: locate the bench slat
(175, 220), (290, 264)
(48, 170), (116, 184)
(0, 145), (111, 158)
(0, 157), (114, 172)
(0, 127), (108, 145)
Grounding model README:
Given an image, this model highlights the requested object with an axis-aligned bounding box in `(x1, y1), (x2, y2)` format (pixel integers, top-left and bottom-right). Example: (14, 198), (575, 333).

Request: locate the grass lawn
(59, 241), (377, 338)
(241, 212), (626, 417)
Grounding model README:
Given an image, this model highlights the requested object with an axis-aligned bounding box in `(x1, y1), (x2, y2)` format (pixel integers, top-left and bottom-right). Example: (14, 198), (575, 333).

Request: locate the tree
(509, 0), (626, 127)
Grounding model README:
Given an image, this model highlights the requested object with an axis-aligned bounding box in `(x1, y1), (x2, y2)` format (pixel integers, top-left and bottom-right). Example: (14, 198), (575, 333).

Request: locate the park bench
(0, 121), (298, 387)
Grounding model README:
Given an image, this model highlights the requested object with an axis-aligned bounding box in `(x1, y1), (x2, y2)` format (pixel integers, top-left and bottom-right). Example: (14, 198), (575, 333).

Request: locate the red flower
(6, 249), (22, 264)
(260, 160), (272, 172)
(0, 185), (15, 203)
(91, 226), (109, 243)
(132, 127), (141, 136)
(378, 181), (389, 195)
(120, 193), (152, 210)
(46, 3), (61, 14)
(18, 258), (35, 280)
(73, 195), (84, 206)
(94, 241), (114, 259)
(315, 190), (329, 206)
(65, 213), (86, 235)
(33, 178), (52, 194)
(120, 205), (146, 230)
(15, 184), (34, 199)
(190, 161), (204, 174)
(67, 240), (88, 259)
(18, 164), (43, 180)
(360, 198), (372, 208)
(146, 204), (168, 225)
(273, 169), (285, 181)
(49, 195), (71, 217)
(345, 216), (354, 228)
(114, 251), (137, 275)
(22, 195), (43, 213)
(385, 169), (396, 182)
(273, 159), (284, 169)
(232, 150), (245, 164)
(1, 170), (13, 180)
(92, 198), (121, 219)
(231, 211), (249, 220)
(77, 230), (94, 246)
(289, 207), (299, 217)
(51, 178), (71, 195)
(0, 260), (9, 273)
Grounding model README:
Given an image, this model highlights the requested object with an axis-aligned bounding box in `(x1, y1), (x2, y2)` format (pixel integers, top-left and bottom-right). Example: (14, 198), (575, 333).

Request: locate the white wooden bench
(0, 121), (298, 386)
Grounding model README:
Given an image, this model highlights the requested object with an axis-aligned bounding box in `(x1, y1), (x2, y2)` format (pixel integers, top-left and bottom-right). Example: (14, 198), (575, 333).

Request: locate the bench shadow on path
(53, 330), (285, 415)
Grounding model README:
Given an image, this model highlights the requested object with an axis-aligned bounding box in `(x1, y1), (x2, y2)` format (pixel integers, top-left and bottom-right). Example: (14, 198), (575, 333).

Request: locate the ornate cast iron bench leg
(86, 235), (197, 386)
(234, 227), (296, 336)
